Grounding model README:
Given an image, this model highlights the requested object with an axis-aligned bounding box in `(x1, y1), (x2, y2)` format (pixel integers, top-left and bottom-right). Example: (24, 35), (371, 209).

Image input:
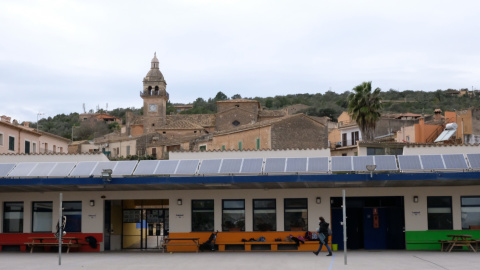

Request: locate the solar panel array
(1, 154), (478, 178)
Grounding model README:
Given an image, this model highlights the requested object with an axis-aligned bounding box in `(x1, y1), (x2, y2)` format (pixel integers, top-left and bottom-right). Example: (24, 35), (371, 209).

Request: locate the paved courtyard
(0, 250), (478, 270)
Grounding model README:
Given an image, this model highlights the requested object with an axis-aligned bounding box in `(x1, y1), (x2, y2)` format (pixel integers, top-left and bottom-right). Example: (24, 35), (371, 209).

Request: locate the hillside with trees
(30, 88), (480, 139)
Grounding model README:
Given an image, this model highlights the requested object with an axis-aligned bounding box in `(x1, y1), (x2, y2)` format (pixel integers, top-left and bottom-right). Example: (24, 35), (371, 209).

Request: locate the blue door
(363, 208), (387, 249)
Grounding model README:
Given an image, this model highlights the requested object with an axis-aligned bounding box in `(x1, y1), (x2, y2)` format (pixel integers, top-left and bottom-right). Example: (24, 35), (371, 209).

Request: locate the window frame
(427, 196), (453, 230)
(222, 199), (245, 232)
(253, 199), (276, 231)
(8, 135), (15, 151)
(32, 201), (53, 233)
(284, 198), (308, 231)
(460, 196), (480, 230)
(191, 199), (214, 232)
(63, 201), (82, 233)
(3, 202), (24, 233)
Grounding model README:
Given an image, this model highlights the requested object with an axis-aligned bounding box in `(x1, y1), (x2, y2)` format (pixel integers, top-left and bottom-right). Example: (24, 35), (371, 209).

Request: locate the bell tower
(140, 52), (169, 134)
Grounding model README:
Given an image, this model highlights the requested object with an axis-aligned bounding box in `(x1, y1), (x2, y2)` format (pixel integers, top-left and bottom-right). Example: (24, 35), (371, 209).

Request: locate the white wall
(404, 144), (480, 155)
(0, 153), (109, 163)
(170, 148), (331, 160)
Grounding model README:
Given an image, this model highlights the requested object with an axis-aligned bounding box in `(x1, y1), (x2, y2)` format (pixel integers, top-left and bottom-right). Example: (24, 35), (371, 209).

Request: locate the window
(32, 202), (52, 232)
(59, 147), (63, 153)
(199, 145), (207, 151)
(406, 136), (410, 142)
(25, 140), (30, 154)
(461, 196), (480, 230)
(232, 120), (240, 126)
(222, 145), (225, 150)
(63, 201), (82, 232)
(284, 198), (308, 231)
(0, 133), (3, 146)
(126, 146), (131, 156)
(427, 196), (452, 230)
(222, 200), (245, 231)
(351, 131), (359, 145)
(256, 138), (260, 150)
(32, 142), (37, 153)
(44, 143), (48, 153)
(253, 199), (276, 231)
(342, 133), (347, 146)
(3, 202), (23, 233)
(53, 145), (56, 153)
(192, 200), (214, 232)
(367, 147), (385, 155)
(238, 142), (242, 150)
(8, 136), (14, 151)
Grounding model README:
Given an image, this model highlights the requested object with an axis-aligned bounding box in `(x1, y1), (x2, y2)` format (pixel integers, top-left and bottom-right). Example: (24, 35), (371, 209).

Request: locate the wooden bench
(25, 242), (81, 253)
(162, 237), (200, 253)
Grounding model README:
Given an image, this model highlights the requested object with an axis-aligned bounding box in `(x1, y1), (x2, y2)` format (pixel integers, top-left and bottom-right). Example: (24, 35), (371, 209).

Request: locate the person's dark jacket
(319, 221), (330, 236)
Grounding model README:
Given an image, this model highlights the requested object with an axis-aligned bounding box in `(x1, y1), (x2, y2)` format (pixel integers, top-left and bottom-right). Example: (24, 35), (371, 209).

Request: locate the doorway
(331, 196), (405, 250)
(117, 200), (169, 250)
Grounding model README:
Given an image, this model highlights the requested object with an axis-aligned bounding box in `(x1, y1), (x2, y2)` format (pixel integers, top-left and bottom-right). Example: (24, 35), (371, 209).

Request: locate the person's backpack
(304, 231), (312, 240)
(311, 232), (319, 240)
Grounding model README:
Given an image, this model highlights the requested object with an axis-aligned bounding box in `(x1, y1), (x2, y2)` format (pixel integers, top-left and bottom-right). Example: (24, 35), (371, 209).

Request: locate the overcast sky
(1, 0), (479, 123)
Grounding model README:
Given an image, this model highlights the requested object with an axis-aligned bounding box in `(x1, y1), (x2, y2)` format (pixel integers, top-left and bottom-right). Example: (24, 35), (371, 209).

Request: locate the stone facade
(215, 107), (258, 131)
(270, 115), (328, 149)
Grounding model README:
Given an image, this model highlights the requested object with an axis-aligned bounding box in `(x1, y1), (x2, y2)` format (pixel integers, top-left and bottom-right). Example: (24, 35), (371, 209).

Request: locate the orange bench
(168, 232), (329, 252)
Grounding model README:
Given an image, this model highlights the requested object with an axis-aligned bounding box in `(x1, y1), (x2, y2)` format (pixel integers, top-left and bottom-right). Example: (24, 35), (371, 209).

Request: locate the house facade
(0, 115), (69, 155)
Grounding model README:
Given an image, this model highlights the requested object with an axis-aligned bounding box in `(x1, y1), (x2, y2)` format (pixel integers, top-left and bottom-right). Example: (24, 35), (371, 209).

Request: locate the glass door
(144, 209), (169, 249)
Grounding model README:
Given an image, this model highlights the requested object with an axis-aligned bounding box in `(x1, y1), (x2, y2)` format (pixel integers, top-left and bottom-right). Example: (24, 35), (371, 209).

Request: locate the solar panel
(285, 158), (307, 173)
(398, 155), (422, 170)
(307, 157), (329, 172)
(8, 163), (38, 177)
(154, 160), (179, 175)
(264, 158), (286, 173)
(29, 162), (57, 177)
(133, 160), (160, 175)
(331, 156), (353, 171)
(91, 162), (118, 177)
(175, 160), (200, 175)
(420, 155), (445, 170)
(112, 161), (138, 176)
(442, 154), (468, 170)
(240, 158), (264, 174)
(70, 161), (99, 177)
(49, 162), (76, 177)
(198, 159), (222, 174)
(0, 163), (16, 177)
(352, 156), (374, 171)
(466, 154), (480, 169)
(219, 159), (243, 174)
(374, 155), (398, 171)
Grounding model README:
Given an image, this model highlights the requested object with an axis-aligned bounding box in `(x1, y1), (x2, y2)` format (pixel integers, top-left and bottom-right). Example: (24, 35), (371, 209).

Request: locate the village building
(95, 54), (328, 159)
(0, 115), (70, 155)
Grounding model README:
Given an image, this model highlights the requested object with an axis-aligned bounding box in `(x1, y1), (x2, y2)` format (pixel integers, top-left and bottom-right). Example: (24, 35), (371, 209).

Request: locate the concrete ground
(0, 250), (479, 270)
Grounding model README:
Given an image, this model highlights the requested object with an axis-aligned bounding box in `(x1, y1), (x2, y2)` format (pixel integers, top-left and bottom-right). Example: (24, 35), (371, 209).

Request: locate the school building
(1, 148), (480, 252)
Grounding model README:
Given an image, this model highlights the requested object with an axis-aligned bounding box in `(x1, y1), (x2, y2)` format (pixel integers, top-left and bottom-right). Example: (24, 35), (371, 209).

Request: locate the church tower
(140, 53), (168, 134)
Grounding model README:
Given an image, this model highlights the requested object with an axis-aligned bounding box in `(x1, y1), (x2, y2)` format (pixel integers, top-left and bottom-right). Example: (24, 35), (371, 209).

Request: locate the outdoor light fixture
(316, 197), (321, 204)
(101, 169), (112, 182)
(413, 196), (419, 203)
(366, 165), (376, 178)
(177, 199), (182, 205)
(90, 200), (95, 207)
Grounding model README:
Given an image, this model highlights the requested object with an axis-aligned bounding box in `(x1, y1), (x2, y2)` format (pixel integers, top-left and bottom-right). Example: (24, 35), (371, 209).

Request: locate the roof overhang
(1, 172), (480, 192)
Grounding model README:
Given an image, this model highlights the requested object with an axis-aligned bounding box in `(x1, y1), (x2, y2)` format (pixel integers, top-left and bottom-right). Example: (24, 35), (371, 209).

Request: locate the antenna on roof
(106, 103), (108, 112)
(83, 103), (86, 113)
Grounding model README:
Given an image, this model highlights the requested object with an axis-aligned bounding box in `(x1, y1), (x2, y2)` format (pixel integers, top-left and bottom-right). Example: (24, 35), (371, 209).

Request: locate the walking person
(313, 216), (332, 256)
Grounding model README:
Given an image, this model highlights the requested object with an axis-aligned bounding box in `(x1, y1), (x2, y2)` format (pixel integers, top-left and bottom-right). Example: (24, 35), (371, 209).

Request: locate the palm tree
(347, 81), (382, 141)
